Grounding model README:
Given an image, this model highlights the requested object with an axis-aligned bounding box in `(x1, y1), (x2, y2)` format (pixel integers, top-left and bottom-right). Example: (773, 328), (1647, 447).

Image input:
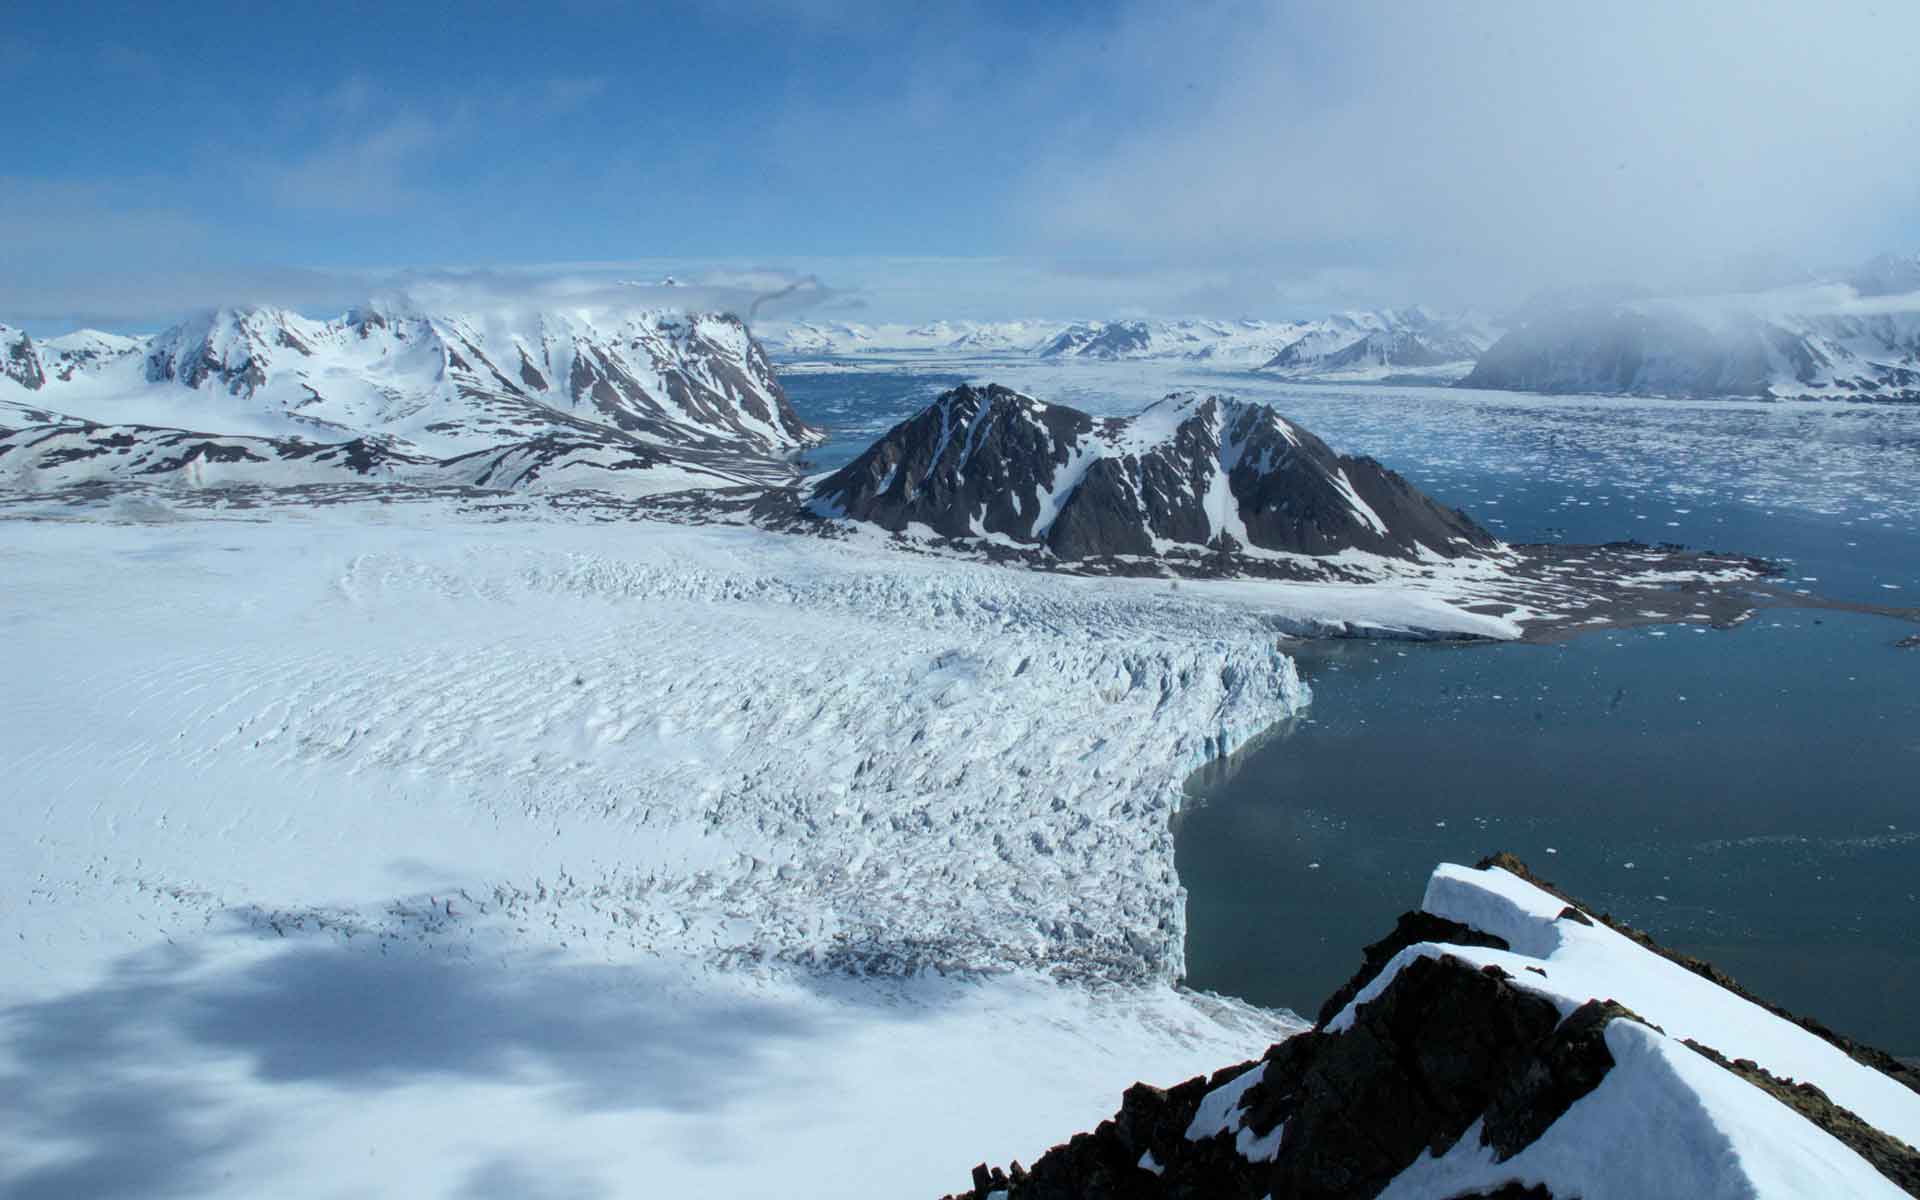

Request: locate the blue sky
(6, 1), (1919, 327)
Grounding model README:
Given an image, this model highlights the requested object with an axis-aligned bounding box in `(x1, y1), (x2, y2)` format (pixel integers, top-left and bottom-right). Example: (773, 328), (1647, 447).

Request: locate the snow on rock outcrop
(0, 420), (781, 496)
(807, 385), (1498, 564)
(949, 857), (1920, 1199)
(0, 423), (432, 491)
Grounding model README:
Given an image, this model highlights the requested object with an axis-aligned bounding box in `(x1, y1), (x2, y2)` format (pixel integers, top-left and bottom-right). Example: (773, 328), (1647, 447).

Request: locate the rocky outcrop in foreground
(948, 856), (1920, 1199)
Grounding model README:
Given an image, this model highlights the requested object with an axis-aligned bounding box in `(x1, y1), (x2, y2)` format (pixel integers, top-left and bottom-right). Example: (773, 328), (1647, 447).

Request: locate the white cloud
(0, 259), (847, 332)
(1016, 0), (1920, 306)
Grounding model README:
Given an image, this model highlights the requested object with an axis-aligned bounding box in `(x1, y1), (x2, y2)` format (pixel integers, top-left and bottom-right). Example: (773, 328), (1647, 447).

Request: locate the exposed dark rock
(809, 386), (1498, 564)
(946, 952), (1603, 1200)
(3, 328), (46, 391)
(1481, 999), (1640, 1160)
(1039, 321), (1155, 360)
(1314, 910), (1511, 1028)
(1263, 955), (1568, 1199)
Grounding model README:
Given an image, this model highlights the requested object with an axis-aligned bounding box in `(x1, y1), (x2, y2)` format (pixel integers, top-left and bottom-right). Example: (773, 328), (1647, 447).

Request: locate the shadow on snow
(0, 931), (820, 1199)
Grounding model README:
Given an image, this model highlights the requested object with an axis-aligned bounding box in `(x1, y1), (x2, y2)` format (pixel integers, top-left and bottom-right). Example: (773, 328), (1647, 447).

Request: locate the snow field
(0, 508), (1311, 1197)
(4, 513), (1310, 983)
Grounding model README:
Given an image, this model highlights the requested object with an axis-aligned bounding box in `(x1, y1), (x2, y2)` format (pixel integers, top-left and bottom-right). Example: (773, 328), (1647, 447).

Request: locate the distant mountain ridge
(807, 384), (1497, 564)
(1465, 289), (1920, 400)
(0, 304), (820, 494)
(1466, 253), (1920, 400)
(757, 311), (1498, 379)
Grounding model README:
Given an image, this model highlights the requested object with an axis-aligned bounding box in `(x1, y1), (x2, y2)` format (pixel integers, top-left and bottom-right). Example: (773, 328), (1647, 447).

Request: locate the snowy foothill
(1, 502), (1318, 1198)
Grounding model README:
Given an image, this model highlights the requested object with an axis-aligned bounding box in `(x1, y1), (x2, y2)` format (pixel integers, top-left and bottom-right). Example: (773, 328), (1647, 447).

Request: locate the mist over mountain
(1465, 255), (1920, 400)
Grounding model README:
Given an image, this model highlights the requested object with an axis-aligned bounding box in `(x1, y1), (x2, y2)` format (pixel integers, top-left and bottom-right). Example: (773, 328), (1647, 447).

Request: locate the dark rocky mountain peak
(145, 306), (315, 397)
(1039, 321), (1155, 359)
(807, 386), (1497, 563)
(2, 326), (46, 391)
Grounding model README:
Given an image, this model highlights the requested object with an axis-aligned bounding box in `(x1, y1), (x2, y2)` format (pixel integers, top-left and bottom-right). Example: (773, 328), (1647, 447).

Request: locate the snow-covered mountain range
(0, 305), (820, 493)
(762, 253), (1920, 400)
(763, 319), (1070, 356)
(1465, 264), (1920, 400)
(807, 385), (1498, 565)
(757, 311), (1499, 379)
(1037, 311), (1495, 378)
(951, 856), (1920, 1200)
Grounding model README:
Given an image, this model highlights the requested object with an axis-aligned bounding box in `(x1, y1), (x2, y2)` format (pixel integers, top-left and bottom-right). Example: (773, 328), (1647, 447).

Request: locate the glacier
(0, 503), (1314, 1197)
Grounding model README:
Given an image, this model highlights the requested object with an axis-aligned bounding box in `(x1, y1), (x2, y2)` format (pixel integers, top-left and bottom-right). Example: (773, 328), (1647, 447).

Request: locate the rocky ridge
(947, 857), (1920, 1200)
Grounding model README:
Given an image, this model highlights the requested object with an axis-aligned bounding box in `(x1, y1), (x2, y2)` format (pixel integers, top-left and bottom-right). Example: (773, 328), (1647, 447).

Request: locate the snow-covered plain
(1, 503), (1314, 1198)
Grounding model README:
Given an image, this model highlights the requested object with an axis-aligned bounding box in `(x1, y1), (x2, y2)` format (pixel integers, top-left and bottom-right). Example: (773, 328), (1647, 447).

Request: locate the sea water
(778, 358), (1920, 1054)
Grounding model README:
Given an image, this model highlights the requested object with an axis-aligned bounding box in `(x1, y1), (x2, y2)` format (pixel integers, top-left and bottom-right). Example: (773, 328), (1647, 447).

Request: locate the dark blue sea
(781, 359), (1920, 1054)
